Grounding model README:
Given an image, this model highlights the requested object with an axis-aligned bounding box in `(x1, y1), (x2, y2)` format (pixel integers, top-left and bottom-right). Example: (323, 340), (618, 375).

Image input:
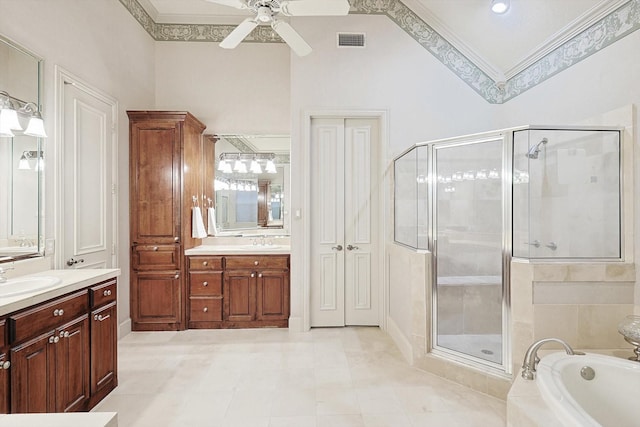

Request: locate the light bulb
(491, 0), (509, 14)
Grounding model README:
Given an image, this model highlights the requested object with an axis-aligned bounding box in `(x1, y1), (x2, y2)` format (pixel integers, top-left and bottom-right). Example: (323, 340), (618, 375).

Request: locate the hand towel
(192, 207), (207, 238)
(208, 207), (218, 236)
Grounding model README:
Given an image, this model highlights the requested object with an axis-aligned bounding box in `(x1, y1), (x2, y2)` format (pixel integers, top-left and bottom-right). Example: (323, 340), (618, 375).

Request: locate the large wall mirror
(0, 35), (44, 260)
(213, 135), (290, 236)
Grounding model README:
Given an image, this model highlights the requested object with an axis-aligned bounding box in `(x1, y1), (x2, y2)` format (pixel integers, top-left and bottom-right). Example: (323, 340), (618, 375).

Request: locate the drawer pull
(203, 281), (208, 287)
(203, 261), (208, 266)
(153, 246), (159, 251)
(254, 261), (259, 266)
(49, 336), (60, 344)
(203, 307), (208, 313)
(103, 289), (112, 296)
(94, 314), (110, 322)
(0, 361), (10, 370)
(53, 309), (64, 317)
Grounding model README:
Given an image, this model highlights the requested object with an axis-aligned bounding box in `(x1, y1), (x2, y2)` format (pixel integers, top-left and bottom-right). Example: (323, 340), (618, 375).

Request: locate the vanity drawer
(225, 255), (289, 270)
(189, 297), (222, 322)
(189, 272), (223, 296)
(188, 256), (223, 271)
(89, 279), (118, 308)
(9, 291), (89, 344)
(132, 244), (180, 270)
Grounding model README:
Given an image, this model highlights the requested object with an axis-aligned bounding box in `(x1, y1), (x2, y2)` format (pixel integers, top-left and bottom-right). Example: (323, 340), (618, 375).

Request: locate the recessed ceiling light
(491, 0), (510, 14)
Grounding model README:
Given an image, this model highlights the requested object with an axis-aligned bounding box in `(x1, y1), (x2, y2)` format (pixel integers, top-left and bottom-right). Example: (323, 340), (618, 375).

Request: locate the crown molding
(400, 0), (506, 82)
(504, 0), (631, 79)
(136, 0), (159, 21)
(153, 13), (248, 25)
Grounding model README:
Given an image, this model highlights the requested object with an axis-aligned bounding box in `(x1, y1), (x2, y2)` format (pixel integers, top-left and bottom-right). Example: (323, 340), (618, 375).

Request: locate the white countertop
(185, 244), (291, 255)
(0, 269), (121, 316)
(0, 412), (117, 427)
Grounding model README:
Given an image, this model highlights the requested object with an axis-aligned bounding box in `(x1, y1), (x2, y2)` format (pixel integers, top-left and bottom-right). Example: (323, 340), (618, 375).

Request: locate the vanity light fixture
(0, 91), (47, 138)
(17, 150), (44, 171)
(491, 0), (510, 14)
(218, 152), (278, 174)
(250, 158), (262, 174)
(265, 159), (277, 174)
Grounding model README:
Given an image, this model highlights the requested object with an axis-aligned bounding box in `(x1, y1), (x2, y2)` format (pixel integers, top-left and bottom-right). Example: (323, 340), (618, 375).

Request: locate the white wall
(155, 42), (290, 134)
(287, 14), (499, 332)
(0, 0), (156, 333)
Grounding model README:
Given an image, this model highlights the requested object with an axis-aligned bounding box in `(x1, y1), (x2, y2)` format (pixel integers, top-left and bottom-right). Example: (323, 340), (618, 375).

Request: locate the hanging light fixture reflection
(18, 152), (31, 170)
(265, 159), (277, 174)
(250, 158), (262, 174)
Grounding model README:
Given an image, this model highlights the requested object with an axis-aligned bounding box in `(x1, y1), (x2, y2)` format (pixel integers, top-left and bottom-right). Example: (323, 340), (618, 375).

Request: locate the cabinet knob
(251, 273), (255, 278)
(254, 261), (259, 266)
(203, 261), (208, 266)
(103, 289), (112, 296)
(60, 331), (70, 338)
(203, 307), (208, 313)
(53, 308), (64, 317)
(49, 336), (60, 344)
(203, 281), (208, 286)
(0, 361), (9, 370)
(174, 237), (179, 242)
(153, 246), (159, 251)
(175, 273), (180, 279)
(94, 314), (110, 322)
(258, 273), (263, 278)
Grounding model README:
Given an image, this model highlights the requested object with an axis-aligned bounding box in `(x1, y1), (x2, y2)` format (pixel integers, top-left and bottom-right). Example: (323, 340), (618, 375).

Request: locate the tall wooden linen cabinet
(128, 111), (213, 331)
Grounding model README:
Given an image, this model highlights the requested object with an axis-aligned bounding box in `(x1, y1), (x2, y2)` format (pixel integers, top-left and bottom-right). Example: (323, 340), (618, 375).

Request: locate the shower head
(526, 137), (548, 159)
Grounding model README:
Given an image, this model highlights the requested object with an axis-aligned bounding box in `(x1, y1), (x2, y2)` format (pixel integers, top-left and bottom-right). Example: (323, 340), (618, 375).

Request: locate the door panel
(310, 117), (379, 327)
(62, 81), (115, 269)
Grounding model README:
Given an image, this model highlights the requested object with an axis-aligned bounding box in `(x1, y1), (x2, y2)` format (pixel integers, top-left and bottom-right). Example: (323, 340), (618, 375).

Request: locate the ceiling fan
(204, 0), (351, 56)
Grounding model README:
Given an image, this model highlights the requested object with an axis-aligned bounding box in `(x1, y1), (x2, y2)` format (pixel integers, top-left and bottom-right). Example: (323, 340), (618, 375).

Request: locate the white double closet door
(310, 118), (380, 327)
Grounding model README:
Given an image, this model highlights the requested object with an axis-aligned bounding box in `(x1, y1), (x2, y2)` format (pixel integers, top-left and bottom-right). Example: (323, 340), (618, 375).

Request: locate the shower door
(432, 136), (507, 369)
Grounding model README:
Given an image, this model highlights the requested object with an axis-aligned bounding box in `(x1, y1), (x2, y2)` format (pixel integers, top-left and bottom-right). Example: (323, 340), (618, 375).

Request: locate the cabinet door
(131, 270), (182, 330)
(130, 120), (181, 244)
(256, 270), (290, 321)
(56, 316), (90, 413)
(11, 331), (56, 413)
(90, 303), (117, 398)
(224, 270), (256, 322)
(0, 349), (8, 414)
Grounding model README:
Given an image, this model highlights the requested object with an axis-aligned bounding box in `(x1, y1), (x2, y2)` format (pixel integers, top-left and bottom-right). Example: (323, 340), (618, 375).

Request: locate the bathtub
(536, 352), (640, 427)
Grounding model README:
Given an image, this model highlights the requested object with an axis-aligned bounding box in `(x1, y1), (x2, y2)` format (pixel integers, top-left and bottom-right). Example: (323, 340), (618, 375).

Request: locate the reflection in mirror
(0, 35), (44, 260)
(213, 135), (290, 236)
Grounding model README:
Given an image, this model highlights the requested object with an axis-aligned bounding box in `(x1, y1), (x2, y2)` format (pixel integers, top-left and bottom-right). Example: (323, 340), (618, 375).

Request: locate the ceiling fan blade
(271, 21), (312, 57)
(220, 18), (259, 49)
(280, 0), (350, 16)
(202, 0), (248, 10)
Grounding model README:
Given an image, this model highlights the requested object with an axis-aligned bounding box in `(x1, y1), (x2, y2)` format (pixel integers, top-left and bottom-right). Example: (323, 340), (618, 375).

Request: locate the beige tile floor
(92, 327), (506, 427)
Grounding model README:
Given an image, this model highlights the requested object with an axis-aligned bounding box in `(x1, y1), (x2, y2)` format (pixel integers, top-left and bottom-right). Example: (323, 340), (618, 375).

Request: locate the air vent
(337, 33), (366, 48)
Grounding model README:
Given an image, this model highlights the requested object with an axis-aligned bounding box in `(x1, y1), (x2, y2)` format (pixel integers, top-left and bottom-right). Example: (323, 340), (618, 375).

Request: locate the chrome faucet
(521, 338), (584, 380)
(0, 265), (15, 283)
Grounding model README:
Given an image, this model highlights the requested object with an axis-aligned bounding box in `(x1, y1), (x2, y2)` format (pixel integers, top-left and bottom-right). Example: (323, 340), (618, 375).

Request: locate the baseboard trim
(119, 318), (132, 340)
(288, 316), (306, 332)
(386, 315), (414, 365)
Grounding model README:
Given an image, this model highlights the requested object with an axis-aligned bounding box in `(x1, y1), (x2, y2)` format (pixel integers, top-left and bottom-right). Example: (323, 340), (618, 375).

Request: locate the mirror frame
(0, 34), (45, 263)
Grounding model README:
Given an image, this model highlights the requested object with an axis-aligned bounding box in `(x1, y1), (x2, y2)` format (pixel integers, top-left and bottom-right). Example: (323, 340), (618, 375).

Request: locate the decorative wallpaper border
(119, 0), (640, 104)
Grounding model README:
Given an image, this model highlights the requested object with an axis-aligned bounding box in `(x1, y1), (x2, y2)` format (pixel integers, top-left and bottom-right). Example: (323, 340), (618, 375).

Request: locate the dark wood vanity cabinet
(1, 277), (118, 414)
(187, 255), (289, 328)
(0, 318), (8, 414)
(128, 111), (207, 331)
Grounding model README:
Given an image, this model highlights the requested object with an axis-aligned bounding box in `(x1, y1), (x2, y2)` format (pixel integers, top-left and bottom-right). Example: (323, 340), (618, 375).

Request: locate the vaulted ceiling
(128, 0), (639, 103)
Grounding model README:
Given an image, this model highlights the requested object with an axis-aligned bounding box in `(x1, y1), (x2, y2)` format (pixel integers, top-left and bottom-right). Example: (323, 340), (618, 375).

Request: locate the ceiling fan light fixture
(491, 0), (510, 14)
(256, 6), (272, 22)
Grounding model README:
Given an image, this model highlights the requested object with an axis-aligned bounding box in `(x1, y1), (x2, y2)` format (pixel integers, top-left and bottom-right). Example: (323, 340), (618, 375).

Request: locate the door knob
(66, 257), (85, 266)
(332, 245), (343, 251)
(346, 244), (359, 251)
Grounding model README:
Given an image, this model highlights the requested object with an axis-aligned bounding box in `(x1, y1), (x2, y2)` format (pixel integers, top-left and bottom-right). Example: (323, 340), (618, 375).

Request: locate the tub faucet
(521, 338), (584, 380)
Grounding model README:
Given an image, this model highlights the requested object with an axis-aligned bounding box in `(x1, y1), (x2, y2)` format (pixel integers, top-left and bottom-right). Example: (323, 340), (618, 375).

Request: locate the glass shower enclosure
(394, 125), (622, 374)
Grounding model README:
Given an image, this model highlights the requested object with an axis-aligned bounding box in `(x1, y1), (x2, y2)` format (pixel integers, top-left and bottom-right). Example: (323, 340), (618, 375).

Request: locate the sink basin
(0, 276), (62, 297)
(239, 245), (282, 251)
